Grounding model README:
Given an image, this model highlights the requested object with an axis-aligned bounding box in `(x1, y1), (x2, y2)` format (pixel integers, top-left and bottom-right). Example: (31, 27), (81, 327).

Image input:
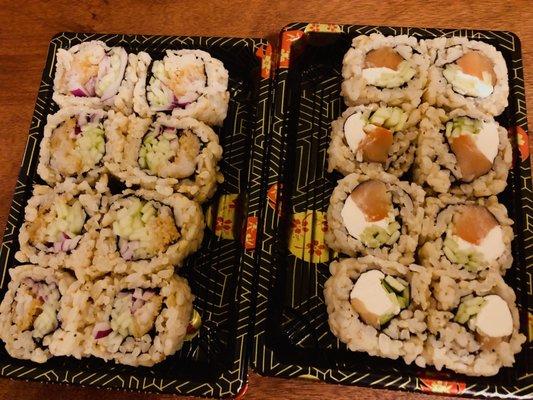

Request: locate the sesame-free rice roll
(414, 106), (511, 197)
(85, 272), (193, 367)
(324, 256), (431, 366)
(325, 169), (425, 264)
(133, 49), (230, 126)
(0, 265), (75, 363)
(341, 34), (430, 109)
(327, 103), (421, 177)
(423, 37), (509, 116)
(419, 194), (513, 280)
(52, 40), (135, 114)
(425, 272), (526, 376)
(105, 112), (223, 202)
(92, 189), (204, 277)
(38, 107), (108, 186)
(15, 179), (105, 280)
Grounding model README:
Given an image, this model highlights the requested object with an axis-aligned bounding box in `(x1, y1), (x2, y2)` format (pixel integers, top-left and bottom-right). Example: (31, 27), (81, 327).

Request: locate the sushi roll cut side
(425, 273), (526, 376)
(92, 189), (204, 277)
(0, 266), (75, 363)
(324, 256), (431, 366)
(53, 40), (132, 111)
(327, 103), (421, 177)
(38, 107), (109, 186)
(133, 49), (230, 126)
(419, 195), (513, 279)
(106, 113), (223, 202)
(423, 37), (509, 116)
(86, 273), (193, 367)
(15, 179), (105, 280)
(414, 106), (511, 197)
(341, 33), (430, 109)
(326, 170), (425, 264)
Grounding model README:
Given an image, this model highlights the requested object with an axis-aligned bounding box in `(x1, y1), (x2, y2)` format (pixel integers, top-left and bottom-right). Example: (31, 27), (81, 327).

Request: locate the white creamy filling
(443, 68), (494, 98)
(343, 112), (366, 153)
(472, 121), (499, 163)
(453, 225), (505, 262)
(474, 295), (513, 338)
(350, 270), (399, 318)
(341, 195), (389, 240)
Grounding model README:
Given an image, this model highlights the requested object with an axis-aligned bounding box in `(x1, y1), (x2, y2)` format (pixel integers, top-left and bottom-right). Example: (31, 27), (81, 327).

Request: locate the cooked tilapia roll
(326, 169), (425, 264)
(419, 195), (513, 279)
(92, 189), (204, 277)
(15, 179), (104, 280)
(425, 272), (526, 376)
(341, 34), (430, 109)
(423, 37), (509, 116)
(324, 257), (431, 366)
(106, 112), (223, 202)
(414, 106), (511, 197)
(0, 265), (75, 363)
(327, 104), (420, 177)
(85, 272), (193, 367)
(133, 49), (229, 126)
(52, 40), (135, 114)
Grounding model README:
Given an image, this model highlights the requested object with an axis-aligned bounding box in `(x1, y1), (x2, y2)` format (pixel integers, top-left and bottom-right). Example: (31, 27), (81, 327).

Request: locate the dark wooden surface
(0, 0), (531, 399)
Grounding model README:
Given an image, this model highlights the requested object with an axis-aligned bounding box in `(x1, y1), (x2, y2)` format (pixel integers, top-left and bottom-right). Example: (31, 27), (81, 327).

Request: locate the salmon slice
(361, 126), (393, 163)
(450, 134), (492, 182)
(452, 205), (499, 245)
(364, 47), (404, 70)
(456, 51), (497, 84)
(350, 180), (391, 222)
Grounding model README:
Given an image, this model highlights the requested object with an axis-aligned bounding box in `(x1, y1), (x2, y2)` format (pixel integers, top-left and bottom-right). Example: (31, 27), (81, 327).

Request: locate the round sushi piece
(37, 107), (108, 186)
(15, 178), (105, 281)
(92, 189), (204, 277)
(325, 169), (425, 264)
(85, 271), (193, 367)
(414, 106), (511, 197)
(53, 40), (133, 113)
(0, 265), (75, 363)
(425, 272), (526, 376)
(341, 34), (430, 109)
(419, 194), (513, 279)
(133, 49), (230, 126)
(423, 37), (509, 116)
(106, 112), (223, 202)
(324, 256), (431, 366)
(327, 103), (421, 177)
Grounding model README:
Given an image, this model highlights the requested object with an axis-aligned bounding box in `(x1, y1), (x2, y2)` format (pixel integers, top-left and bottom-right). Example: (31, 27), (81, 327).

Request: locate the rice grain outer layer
(327, 103), (421, 177)
(341, 33), (430, 109)
(0, 265), (75, 363)
(85, 270), (193, 367)
(91, 188), (204, 278)
(413, 104), (511, 197)
(132, 49), (229, 126)
(324, 256), (431, 366)
(105, 112), (223, 203)
(423, 37), (509, 116)
(425, 272), (525, 376)
(325, 167), (425, 264)
(419, 194), (514, 279)
(15, 177), (107, 280)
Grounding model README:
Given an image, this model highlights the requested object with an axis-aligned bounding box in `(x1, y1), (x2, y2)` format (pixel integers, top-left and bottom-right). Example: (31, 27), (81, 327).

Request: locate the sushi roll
(414, 106), (511, 197)
(324, 256), (431, 366)
(325, 169), (425, 264)
(53, 40), (134, 114)
(85, 272), (193, 367)
(15, 179), (105, 280)
(327, 103), (421, 177)
(133, 49), (230, 126)
(425, 272), (526, 376)
(341, 34), (430, 109)
(423, 37), (509, 116)
(419, 194), (513, 279)
(105, 112), (223, 202)
(0, 265), (75, 363)
(92, 189), (204, 277)
(37, 107), (108, 186)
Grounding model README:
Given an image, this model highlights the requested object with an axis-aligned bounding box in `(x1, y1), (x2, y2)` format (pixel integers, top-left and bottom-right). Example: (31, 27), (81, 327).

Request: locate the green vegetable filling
(360, 221), (400, 248)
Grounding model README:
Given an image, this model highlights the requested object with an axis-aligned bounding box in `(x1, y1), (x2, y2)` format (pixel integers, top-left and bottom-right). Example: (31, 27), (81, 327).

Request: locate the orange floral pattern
(255, 43), (273, 79)
(244, 216), (258, 250)
(267, 182), (283, 214)
(205, 194), (239, 240)
(516, 126), (529, 162)
(304, 23), (342, 33)
(419, 378), (466, 395)
(288, 210), (330, 263)
(279, 30), (305, 69)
